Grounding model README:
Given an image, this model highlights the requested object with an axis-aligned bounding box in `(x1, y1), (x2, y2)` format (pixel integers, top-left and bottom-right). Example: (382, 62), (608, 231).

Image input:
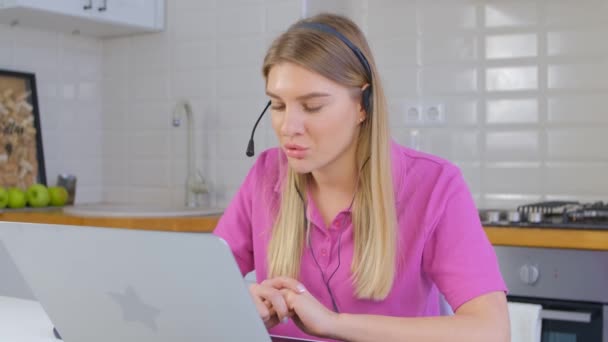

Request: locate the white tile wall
(548, 63), (608, 89)
(419, 33), (477, 65)
(486, 99), (538, 124)
(92, 0), (608, 210)
(419, 2), (477, 33)
(0, 24), (103, 203)
(547, 95), (608, 124)
(544, 1), (607, 28)
(100, 0), (302, 207)
(484, 2), (537, 28)
(372, 0), (608, 209)
(421, 66), (478, 94)
(485, 131), (541, 162)
(547, 30), (608, 57)
(483, 163), (543, 195)
(486, 66), (538, 91)
(485, 34), (537, 59)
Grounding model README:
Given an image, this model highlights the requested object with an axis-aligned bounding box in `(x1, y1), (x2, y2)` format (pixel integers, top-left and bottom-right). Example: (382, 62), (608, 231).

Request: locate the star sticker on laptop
(107, 285), (161, 331)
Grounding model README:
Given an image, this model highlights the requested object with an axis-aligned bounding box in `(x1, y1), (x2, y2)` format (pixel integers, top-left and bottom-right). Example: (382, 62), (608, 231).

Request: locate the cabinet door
(93, 0), (160, 29)
(0, 0), (163, 36)
(12, 0), (93, 18)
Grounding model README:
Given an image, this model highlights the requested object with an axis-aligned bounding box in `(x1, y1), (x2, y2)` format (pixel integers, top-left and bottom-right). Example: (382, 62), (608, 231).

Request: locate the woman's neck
(311, 144), (359, 199)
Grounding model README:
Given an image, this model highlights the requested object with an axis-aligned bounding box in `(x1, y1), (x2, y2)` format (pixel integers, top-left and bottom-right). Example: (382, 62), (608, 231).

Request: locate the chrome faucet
(172, 99), (208, 207)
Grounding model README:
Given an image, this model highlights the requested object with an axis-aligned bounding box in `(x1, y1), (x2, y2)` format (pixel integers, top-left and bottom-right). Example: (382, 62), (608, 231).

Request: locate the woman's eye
(271, 104), (285, 111)
(304, 105), (322, 113)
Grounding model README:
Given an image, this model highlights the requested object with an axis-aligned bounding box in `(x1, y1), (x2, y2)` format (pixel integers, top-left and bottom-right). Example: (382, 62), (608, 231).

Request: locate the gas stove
(480, 201), (608, 230)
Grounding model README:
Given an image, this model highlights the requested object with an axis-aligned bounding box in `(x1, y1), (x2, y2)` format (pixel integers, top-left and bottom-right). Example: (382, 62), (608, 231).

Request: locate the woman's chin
(287, 159), (314, 174)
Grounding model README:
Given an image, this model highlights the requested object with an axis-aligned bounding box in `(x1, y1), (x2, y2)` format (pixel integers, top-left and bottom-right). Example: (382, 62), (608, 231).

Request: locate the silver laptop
(0, 222), (319, 342)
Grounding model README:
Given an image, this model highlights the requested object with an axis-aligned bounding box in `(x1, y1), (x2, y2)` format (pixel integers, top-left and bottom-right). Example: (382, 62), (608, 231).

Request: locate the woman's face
(267, 62), (365, 174)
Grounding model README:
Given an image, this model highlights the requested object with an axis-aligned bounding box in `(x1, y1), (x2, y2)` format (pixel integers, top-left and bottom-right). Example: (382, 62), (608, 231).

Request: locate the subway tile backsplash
(484, 2), (538, 28)
(2, 0), (607, 209)
(485, 34), (538, 59)
(486, 66), (538, 91)
(0, 25), (104, 203)
(91, 0), (608, 209)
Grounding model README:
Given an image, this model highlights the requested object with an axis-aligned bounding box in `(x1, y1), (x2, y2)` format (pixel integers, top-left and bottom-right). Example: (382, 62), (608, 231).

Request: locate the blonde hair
(264, 13), (397, 300)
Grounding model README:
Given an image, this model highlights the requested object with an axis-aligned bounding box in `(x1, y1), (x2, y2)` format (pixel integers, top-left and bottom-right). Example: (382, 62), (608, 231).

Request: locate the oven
(494, 246), (608, 342)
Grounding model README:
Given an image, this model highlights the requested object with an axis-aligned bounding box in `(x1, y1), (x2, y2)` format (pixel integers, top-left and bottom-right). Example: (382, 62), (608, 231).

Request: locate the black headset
(246, 22), (373, 157)
(246, 21), (374, 313)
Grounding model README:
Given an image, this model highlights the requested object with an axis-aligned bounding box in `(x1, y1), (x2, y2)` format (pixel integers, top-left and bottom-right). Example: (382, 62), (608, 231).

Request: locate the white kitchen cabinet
(94, 0), (159, 31)
(0, 0), (164, 37)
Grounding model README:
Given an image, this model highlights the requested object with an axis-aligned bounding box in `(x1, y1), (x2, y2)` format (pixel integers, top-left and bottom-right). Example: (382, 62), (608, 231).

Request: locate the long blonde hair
(264, 13), (397, 300)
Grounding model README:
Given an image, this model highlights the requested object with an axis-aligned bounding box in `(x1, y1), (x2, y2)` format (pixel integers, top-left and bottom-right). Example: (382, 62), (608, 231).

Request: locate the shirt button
(321, 248), (327, 256)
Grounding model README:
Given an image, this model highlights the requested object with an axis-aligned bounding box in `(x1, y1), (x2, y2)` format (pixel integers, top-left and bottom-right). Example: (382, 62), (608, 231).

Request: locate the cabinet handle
(540, 309), (592, 323)
(98, 0), (107, 12)
(83, 0), (92, 10)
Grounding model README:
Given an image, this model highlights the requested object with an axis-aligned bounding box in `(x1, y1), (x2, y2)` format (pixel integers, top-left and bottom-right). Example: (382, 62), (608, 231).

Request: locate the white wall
(362, 0), (608, 208)
(0, 24), (104, 203)
(3, 0), (608, 210)
(101, 0), (302, 208)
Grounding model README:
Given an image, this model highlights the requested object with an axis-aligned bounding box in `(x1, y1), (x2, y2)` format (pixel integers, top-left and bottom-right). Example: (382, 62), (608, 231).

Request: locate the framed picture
(0, 69), (46, 188)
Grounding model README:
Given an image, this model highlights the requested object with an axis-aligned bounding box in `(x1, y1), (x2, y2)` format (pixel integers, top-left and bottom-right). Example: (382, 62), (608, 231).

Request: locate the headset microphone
(246, 101), (271, 157)
(246, 22), (373, 157)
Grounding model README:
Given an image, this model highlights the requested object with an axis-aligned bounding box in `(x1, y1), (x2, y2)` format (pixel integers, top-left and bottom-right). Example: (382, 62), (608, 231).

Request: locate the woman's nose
(280, 109), (305, 136)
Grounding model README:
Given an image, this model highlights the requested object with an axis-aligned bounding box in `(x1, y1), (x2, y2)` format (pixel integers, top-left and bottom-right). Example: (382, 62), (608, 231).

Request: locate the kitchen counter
(1, 211), (607, 251)
(0, 210), (219, 232)
(484, 226), (608, 251)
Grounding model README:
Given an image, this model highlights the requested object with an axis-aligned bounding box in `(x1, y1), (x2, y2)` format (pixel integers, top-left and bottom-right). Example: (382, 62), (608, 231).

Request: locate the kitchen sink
(62, 203), (223, 218)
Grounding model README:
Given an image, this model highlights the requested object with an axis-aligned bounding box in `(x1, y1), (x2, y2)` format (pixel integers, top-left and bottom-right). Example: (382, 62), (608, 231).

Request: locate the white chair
(508, 302), (542, 342)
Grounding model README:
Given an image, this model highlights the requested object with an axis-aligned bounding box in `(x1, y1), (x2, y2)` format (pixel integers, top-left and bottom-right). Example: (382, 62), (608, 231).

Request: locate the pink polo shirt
(213, 141), (507, 341)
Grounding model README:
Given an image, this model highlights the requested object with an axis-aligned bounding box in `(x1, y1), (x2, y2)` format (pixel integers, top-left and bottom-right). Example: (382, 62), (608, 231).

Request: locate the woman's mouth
(284, 144), (308, 160)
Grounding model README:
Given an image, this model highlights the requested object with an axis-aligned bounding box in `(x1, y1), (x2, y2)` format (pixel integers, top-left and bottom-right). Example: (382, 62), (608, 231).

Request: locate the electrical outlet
(404, 105), (422, 124)
(424, 104), (445, 125)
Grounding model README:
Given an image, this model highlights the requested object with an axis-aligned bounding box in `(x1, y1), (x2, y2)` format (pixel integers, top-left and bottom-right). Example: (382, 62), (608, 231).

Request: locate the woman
(214, 13), (509, 342)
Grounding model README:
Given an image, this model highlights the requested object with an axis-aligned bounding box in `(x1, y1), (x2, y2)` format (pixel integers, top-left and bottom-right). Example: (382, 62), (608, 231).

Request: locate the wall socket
(424, 104), (445, 124)
(404, 103), (445, 125)
(404, 105), (422, 124)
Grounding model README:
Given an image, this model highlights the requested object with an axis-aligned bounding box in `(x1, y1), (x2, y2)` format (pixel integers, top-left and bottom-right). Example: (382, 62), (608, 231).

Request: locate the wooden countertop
(0, 210), (220, 232)
(1, 211), (607, 251)
(484, 226), (608, 251)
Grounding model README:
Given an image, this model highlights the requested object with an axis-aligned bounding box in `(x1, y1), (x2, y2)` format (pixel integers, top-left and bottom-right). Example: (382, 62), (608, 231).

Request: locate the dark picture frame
(0, 69), (46, 188)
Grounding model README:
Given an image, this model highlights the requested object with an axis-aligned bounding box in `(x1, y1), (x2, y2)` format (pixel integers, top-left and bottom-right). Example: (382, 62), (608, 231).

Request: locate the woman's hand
(281, 288), (339, 338)
(248, 277), (307, 329)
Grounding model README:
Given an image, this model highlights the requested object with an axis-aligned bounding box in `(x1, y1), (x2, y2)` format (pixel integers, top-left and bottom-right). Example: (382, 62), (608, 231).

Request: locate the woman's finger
(263, 276), (307, 294)
(249, 284), (272, 321)
(252, 283), (291, 323)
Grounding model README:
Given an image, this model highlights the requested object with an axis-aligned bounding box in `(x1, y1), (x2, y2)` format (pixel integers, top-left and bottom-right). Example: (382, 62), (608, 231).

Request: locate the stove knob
(519, 264), (540, 285)
(507, 211), (521, 223)
(527, 212), (543, 223)
(486, 211), (501, 223)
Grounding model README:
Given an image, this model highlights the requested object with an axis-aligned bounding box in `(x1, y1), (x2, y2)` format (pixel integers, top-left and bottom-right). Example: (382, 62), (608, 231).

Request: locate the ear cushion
(362, 86), (372, 114)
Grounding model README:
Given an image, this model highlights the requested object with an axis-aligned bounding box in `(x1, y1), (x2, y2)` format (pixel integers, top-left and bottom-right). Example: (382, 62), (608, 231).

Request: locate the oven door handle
(540, 309), (592, 323)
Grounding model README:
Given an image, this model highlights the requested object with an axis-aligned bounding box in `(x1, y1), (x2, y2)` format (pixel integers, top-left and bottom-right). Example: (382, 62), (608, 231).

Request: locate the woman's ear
(360, 83), (372, 114)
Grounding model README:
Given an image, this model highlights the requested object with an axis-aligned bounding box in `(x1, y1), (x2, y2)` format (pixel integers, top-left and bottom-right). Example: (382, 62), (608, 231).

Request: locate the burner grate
(566, 201), (608, 222)
(517, 201), (580, 215)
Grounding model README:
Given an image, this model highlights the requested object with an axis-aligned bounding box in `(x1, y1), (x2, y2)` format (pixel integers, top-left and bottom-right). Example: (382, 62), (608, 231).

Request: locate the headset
(245, 21), (375, 313)
(294, 184), (352, 313)
(246, 22), (373, 158)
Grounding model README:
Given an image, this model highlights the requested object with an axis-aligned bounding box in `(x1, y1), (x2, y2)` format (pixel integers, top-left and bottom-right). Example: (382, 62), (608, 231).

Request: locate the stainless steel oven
(494, 246), (608, 342)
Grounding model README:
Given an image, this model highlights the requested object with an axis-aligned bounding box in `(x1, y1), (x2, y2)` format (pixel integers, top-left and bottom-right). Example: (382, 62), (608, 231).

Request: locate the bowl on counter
(62, 203), (223, 218)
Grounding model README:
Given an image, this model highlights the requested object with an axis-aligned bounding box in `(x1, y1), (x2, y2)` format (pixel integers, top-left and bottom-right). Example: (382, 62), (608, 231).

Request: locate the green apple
(26, 183), (50, 208)
(7, 187), (27, 209)
(0, 187), (8, 209)
(48, 186), (69, 206)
